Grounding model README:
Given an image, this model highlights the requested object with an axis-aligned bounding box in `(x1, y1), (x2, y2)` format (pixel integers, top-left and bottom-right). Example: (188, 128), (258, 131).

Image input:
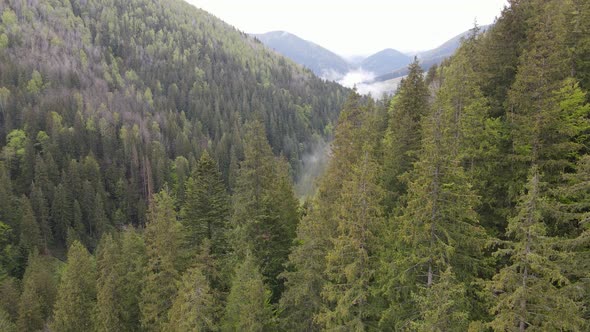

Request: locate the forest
(1, 0), (590, 331)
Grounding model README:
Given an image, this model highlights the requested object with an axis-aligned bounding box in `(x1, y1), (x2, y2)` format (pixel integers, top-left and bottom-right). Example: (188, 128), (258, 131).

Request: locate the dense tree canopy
(0, 0), (589, 330)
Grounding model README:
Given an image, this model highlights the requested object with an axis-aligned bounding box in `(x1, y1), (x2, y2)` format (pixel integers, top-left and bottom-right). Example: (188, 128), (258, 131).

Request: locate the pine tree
(167, 267), (216, 332)
(488, 166), (584, 331)
(222, 254), (274, 332)
(181, 150), (230, 257)
(51, 241), (97, 332)
(317, 149), (385, 330)
(140, 190), (182, 331)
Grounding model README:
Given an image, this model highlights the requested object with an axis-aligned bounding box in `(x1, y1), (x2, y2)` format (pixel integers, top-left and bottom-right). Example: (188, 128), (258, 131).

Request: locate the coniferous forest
(0, 0), (590, 331)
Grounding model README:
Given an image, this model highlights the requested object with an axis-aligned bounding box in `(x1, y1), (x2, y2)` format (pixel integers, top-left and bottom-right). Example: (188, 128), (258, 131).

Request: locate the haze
(185, 0), (508, 56)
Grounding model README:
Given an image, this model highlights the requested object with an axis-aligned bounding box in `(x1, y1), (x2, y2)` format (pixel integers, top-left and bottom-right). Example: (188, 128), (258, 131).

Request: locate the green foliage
(51, 241), (96, 332)
(26, 70), (43, 95)
(222, 254), (274, 332)
(232, 121), (299, 300)
(488, 166), (584, 331)
(181, 150), (231, 257)
(19, 196), (41, 254)
(382, 59), (429, 212)
(0, 309), (16, 332)
(317, 149), (385, 330)
(17, 253), (57, 332)
(167, 267), (216, 332)
(140, 190), (182, 331)
(280, 92), (374, 330)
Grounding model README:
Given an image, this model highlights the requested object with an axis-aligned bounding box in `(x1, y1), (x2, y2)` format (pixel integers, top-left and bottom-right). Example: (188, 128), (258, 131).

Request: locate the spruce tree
(379, 101), (485, 328)
(317, 149), (385, 330)
(120, 227), (147, 331)
(181, 150), (230, 257)
(17, 253), (57, 332)
(488, 166), (584, 331)
(222, 254), (274, 332)
(140, 190), (182, 331)
(51, 241), (97, 332)
(167, 267), (216, 332)
(382, 59), (429, 212)
(19, 196), (42, 254)
(232, 121), (299, 300)
(280, 92), (370, 330)
(96, 234), (124, 332)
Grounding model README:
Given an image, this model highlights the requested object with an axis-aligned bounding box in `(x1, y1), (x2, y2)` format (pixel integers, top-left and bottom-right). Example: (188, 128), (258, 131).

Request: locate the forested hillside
(1, 0), (590, 331)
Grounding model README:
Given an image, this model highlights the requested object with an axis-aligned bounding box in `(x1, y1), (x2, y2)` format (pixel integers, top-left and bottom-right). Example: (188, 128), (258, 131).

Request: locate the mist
(295, 138), (331, 198)
(335, 68), (401, 98)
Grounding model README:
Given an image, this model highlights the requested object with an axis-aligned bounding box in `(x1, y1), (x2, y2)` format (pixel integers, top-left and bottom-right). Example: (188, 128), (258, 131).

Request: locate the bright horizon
(185, 0), (508, 56)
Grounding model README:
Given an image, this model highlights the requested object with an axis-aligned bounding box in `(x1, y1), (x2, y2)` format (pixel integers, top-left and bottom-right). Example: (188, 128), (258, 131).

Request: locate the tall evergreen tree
(119, 227), (148, 331)
(181, 150), (231, 256)
(51, 241), (97, 332)
(17, 253), (57, 332)
(19, 196), (42, 254)
(488, 166), (584, 331)
(140, 190), (182, 331)
(232, 121), (299, 300)
(96, 234), (124, 332)
(280, 92), (370, 330)
(382, 59), (429, 213)
(379, 100), (485, 328)
(167, 267), (216, 332)
(317, 149), (385, 330)
(222, 254), (274, 332)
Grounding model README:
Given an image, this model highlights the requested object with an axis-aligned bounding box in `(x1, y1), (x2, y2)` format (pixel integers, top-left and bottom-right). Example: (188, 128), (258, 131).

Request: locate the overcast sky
(185, 0), (508, 56)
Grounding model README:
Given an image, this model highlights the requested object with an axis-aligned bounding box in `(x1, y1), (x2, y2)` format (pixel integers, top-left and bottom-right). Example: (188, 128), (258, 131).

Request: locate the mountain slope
(360, 48), (412, 77)
(0, 0), (349, 229)
(373, 25), (491, 82)
(254, 31), (351, 78)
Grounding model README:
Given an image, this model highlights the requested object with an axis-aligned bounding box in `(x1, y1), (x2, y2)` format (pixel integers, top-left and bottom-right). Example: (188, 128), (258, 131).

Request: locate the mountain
(0, 0), (349, 234)
(254, 31), (351, 79)
(359, 48), (412, 77)
(372, 25), (491, 82)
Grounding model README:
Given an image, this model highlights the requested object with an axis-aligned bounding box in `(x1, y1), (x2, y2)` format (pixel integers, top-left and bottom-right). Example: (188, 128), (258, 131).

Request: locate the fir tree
(140, 190), (182, 331)
(119, 227), (148, 331)
(488, 166), (584, 331)
(382, 59), (429, 212)
(51, 241), (97, 332)
(279, 92), (370, 330)
(222, 254), (274, 332)
(96, 234), (124, 332)
(19, 196), (42, 254)
(379, 101), (485, 328)
(181, 150), (231, 257)
(232, 121), (299, 300)
(167, 267), (216, 332)
(317, 149), (385, 330)
(17, 253), (57, 332)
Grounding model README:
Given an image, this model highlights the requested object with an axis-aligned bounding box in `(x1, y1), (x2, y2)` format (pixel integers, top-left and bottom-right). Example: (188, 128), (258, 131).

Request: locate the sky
(185, 0), (508, 56)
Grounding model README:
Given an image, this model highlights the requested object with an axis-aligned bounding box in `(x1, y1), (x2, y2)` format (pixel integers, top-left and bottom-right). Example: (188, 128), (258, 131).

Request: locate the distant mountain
(254, 31), (351, 79)
(373, 25), (491, 82)
(359, 48), (412, 77)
